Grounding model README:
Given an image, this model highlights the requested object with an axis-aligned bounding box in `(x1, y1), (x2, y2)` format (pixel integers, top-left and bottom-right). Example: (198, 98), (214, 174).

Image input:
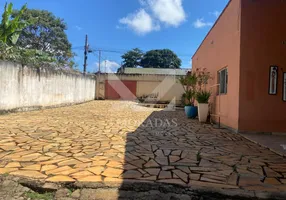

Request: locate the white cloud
(74, 25), (83, 31)
(209, 10), (220, 18)
(193, 18), (213, 28)
(119, 9), (160, 35)
(96, 60), (120, 73)
(147, 0), (186, 27)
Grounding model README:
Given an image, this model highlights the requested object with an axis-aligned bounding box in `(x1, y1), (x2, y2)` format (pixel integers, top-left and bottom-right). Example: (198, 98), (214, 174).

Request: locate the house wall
(239, 0), (286, 133)
(97, 74), (184, 104)
(0, 61), (96, 113)
(192, 0), (241, 130)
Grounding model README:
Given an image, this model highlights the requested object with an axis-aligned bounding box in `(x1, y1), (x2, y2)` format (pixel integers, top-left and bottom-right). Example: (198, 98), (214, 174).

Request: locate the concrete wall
(0, 61), (96, 112)
(192, 0), (242, 130)
(97, 74), (184, 104)
(239, 0), (286, 132)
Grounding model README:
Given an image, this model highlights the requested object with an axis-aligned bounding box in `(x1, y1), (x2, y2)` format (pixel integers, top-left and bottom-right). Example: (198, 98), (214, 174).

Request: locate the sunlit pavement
(0, 101), (286, 198)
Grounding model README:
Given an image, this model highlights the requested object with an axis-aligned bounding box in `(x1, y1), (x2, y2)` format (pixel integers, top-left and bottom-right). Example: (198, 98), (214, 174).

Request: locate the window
(218, 68), (228, 94)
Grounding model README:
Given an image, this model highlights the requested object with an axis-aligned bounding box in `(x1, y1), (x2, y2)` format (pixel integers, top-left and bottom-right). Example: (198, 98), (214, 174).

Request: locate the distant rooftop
(122, 68), (189, 76)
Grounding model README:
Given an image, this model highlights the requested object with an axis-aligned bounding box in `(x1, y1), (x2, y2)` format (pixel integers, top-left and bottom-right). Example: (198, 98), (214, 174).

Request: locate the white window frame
(218, 68), (228, 95)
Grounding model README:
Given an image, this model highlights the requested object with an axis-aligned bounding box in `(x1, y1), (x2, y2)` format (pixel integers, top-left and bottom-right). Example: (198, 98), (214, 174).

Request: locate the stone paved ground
(241, 133), (286, 157)
(0, 101), (286, 199)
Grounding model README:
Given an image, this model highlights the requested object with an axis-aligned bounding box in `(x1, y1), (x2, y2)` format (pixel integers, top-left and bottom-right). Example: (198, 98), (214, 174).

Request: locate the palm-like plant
(179, 72), (198, 106)
(196, 90), (211, 104)
(0, 3), (28, 45)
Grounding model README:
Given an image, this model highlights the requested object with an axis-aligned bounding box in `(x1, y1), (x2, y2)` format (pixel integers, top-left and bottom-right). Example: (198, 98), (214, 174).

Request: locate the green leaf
(10, 33), (20, 45)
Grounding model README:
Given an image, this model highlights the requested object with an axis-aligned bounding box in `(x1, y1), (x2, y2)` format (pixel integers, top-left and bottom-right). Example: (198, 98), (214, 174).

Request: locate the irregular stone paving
(0, 101), (286, 196)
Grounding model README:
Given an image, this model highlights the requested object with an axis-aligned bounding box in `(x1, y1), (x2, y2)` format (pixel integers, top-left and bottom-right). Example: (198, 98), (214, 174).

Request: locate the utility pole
(98, 50), (101, 73)
(105, 60), (107, 73)
(83, 35), (88, 74)
(96, 50), (102, 99)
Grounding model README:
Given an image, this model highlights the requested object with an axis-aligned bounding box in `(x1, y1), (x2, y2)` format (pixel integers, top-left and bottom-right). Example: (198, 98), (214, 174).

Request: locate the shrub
(196, 90), (211, 104)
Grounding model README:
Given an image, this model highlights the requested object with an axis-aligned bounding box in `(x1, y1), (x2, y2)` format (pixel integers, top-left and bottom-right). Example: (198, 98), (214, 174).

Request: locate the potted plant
(195, 68), (212, 123)
(179, 72), (198, 118)
(196, 90), (211, 122)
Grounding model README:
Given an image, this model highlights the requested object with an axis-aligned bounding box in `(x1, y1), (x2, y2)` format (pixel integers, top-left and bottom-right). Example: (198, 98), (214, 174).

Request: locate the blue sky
(4, 0), (229, 72)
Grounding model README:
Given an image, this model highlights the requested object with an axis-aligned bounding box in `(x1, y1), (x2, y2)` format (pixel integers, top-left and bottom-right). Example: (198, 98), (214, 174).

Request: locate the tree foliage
(140, 49), (181, 68)
(121, 48), (182, 69)
(0, 3), (76, 68)
(121, 48), (144, 68)
(0, 3), (28, 45)
(12, 9), (73, 66)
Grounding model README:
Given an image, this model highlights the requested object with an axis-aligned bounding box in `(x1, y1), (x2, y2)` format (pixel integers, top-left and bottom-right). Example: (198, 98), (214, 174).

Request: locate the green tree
(140, 49), (181, 68)
(12, 9), (73, 66)
(0, 3), (28, 45)
(121, 48), (144, 68)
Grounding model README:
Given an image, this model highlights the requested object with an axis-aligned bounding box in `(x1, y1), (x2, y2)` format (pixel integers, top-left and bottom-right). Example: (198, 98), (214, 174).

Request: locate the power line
(81, 46), (193, 58)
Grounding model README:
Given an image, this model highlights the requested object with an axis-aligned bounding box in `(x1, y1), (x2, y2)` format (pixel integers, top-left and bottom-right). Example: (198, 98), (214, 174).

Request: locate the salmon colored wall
(239, 0), (286, 132)
(192, 0), (241, 130)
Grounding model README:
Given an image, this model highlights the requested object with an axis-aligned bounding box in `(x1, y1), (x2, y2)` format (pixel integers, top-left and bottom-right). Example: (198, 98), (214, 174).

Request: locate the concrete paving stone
(10, 170), (47, 179)
(264, 167), (283, 178)
(145, 168), (160, 176)
(21, 164), (41, 171)
(71, 171), (94, 179)
(189, 173), (201, 181)
(159, 171), (172, 179)
(77, 175), (102, 182)
(227, 172), (238, 185)
(172, 170), (188, 182)
(155, 156), (168, 165)
(144, 159), (159, 168)
(87, 166), (105, 175)
(58, 159), (82, 166)
(264, 178), (282, 185)
(239, 175), (263, 187)
(169, 155), (180, 163)
(5, 162), (21, 168)
(102, 168), (123, 178)
(122, 170), (143, 179)
(45, 166), (73, 175)
(46, 175), (76, 182)
(41, 164), (58, 172)
(280, 179), (286, 184)
(200, 176), (226, 184)
(0, 167), (18, 174)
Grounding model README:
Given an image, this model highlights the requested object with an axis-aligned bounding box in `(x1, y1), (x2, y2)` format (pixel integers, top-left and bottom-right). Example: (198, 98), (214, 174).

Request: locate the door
(105, 80), (137, 100)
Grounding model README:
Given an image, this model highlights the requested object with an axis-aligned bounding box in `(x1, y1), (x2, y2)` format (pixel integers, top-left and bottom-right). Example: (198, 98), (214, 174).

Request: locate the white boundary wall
(0, 61), (96, 112)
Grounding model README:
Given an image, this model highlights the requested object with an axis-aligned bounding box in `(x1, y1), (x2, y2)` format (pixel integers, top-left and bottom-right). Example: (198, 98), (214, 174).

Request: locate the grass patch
(196, 152), (201, 162)
(25, 191), (54, 200)
(68, 188), (73, 197)
(3, 173), (9, 177)
(232, 165), (237, 173)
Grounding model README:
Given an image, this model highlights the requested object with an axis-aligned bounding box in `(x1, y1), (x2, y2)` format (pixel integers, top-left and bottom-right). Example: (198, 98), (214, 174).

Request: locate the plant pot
(184, 106), (198, 119)
(198, 103), (209, 123)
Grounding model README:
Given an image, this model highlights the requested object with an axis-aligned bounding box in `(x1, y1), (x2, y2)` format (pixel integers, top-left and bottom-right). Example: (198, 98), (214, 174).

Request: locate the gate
(105, 80), (137, 100)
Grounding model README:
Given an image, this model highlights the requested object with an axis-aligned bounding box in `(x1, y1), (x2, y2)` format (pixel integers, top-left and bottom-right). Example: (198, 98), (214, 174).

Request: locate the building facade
(192, 0), (286, 133)
(95, 68), (187, 104)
